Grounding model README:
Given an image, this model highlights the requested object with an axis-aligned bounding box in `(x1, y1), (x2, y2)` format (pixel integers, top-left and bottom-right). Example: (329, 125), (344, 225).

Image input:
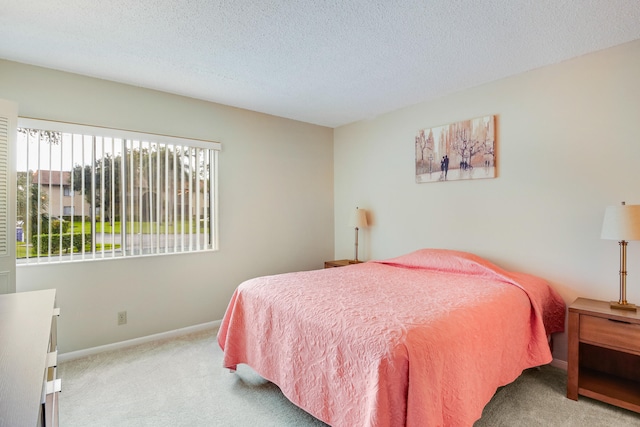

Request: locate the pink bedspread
(217, 249), (565, 426)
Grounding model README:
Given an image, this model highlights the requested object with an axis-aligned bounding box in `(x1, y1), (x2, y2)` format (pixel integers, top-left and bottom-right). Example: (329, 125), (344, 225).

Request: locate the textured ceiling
(1, 1), (640, 128)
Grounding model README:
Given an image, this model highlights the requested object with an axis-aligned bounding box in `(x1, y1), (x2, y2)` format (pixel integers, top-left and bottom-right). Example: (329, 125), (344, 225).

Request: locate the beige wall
(334, 39), (640, 363)
(0, 59), (334, 352)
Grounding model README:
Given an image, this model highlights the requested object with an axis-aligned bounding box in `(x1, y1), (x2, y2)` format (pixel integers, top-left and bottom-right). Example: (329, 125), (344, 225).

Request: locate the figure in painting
(444, 155), (449, 180)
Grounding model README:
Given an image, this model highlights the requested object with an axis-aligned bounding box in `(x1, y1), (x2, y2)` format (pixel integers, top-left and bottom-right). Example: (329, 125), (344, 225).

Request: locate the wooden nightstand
(567, 297), (640, 412)
(324, 259), (362, 268)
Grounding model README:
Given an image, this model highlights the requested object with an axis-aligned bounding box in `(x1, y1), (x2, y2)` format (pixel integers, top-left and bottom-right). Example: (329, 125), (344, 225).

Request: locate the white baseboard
(58, 320), (221, 363)
(550, 358), (567, 370)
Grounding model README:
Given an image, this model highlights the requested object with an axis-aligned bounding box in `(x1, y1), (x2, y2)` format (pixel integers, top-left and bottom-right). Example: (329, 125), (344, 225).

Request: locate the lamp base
(610, 301), (637, 311)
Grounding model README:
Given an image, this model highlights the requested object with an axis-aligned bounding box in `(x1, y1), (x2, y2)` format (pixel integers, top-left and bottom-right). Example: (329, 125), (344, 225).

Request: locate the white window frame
(16, 118), (220, 264)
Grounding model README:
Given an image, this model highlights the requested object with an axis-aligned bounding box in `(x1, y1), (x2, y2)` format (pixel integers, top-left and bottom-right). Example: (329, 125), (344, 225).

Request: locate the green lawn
(16, 241), (120, 259)
(16, 242), (27, 258)
(17, 220), (206, 258)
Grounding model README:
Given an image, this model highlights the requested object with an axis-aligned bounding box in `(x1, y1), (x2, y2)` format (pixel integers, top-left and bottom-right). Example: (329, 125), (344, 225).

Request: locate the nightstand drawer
(580, 314), (640, 353)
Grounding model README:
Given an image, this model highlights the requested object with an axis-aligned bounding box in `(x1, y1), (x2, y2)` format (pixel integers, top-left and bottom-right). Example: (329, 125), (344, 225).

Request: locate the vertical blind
(16, 118), (220, 264)
(0, 116), (9, 256)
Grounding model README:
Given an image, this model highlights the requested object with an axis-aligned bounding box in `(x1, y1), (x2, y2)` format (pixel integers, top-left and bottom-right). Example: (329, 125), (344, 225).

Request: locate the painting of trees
(415, 128), (436, 175)
(415, 115), (495, 183)
(449, 119), (484, 170)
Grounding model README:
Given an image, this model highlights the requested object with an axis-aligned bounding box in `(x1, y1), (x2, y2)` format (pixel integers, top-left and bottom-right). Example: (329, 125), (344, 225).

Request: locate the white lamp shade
(601, 204), (640, 240)
(349, 208), (368, 228)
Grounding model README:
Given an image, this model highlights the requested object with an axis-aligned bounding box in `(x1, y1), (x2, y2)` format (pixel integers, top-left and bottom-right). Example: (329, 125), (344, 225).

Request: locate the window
(16, 118), (220, 264)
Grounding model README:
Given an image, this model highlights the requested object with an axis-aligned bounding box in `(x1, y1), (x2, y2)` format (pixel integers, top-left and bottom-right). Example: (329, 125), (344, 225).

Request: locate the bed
(217, 249), (566, 427)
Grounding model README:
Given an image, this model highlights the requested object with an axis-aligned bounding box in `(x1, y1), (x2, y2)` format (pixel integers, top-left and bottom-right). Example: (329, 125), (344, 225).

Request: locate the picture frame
(415, 115), (496, 183)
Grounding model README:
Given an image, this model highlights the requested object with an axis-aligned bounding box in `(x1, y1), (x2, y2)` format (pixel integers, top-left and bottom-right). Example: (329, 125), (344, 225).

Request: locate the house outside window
(29, 170), (90, 218)
(16, 118), (220, 263)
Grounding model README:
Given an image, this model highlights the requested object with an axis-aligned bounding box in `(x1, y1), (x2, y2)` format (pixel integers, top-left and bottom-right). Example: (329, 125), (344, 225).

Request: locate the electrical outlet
(117, 311), (127, 325)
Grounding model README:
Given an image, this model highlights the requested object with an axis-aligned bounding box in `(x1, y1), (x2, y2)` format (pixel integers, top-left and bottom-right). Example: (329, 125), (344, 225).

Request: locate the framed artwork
(415, 115), (496, 183)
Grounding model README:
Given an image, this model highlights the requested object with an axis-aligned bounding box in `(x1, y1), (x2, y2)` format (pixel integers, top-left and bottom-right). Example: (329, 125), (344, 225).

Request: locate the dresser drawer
(580, 314), (640, 353)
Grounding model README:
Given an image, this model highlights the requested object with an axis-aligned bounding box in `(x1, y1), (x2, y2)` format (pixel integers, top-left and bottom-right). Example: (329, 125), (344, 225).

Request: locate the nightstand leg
(567, 311), (579, 400)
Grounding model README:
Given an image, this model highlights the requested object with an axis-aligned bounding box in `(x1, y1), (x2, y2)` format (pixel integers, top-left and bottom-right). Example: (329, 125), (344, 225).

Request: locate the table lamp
(349, 207), (368, 262)
(601, 201), (640, 311)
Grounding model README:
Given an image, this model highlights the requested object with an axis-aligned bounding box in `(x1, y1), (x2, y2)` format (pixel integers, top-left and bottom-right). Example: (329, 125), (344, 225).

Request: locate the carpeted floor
(58, 328), (640, 426)
(474, 365), (640, 426)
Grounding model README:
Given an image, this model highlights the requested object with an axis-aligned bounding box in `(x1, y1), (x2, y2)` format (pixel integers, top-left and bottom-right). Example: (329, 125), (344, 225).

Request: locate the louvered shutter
(0, 100), (17, 293)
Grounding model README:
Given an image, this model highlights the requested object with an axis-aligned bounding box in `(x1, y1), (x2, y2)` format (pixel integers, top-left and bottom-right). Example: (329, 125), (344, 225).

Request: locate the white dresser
(0, 289), (60, 427)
